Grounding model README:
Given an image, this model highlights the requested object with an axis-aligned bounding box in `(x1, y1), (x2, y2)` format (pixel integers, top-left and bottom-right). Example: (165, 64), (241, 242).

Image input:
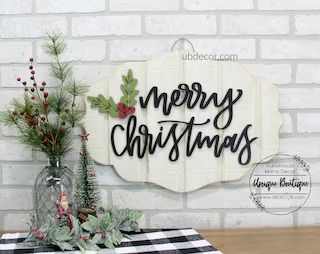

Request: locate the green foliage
(98, 206), (142, 248)
(25, 215), (101, 253)
(87, 69), (139, 118)
(120, 69), (139, 106)
(82, 207), (142, 249)
(0, 32), (87, 157)
(43, 32), (72, 84)
(74, 134), (100, 210)
(87, 95), (118, 118)
(24, 206), (143, 253)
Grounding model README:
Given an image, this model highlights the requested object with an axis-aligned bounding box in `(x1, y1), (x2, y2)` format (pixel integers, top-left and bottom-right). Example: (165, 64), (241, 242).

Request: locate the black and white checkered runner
(0, 229), (222, 254)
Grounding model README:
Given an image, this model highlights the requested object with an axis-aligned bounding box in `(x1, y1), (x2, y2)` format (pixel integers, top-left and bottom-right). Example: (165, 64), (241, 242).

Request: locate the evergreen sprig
(0, 32), (87, 156)
(44, 32), (72, 84)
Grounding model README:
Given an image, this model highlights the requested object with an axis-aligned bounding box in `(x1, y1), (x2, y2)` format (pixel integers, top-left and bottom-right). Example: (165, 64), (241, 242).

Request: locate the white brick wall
(221, 15), (289, 35)
(0, 42), (32, 63)
(150, 213), (220, 228)
(297, 113), (320, 133)
(297, 210), (320, 226)
(279, 89), (320, 109)
(2, 164), (41, 185)
(112, 189), (183, 210)
(110, 39), (172, 61)
(0, 17), (67, 38)
(146, 15), (217, 35)
(3, 214), (30, 230)
(280, 137), (320, 158)
(280, 113), (293, 134)
(0, 66), (55, 88)
(72, 16), (141, 36)
(295, 15), (320, 35)
(110, 0), (179, 12)
(36, 40), (106, 62)
(184, 0), (253, 11)
(257, 0), (320, 10)
(187, 188), (254, 209)
(36, 0), (106, 13)
(193, 39), (256, 59)
(244, 64), (291, 85)
(304, 187), (320, 207)
(0, 189), (33, 210)
(0, 0), (319, 230)
(224, 212), (293, 228)
(261, 40), (320, 59)
(0, 141), (32, 161)
(309, 161), (320, 184)
(0, 0), (32, 14)
(296, 64), (320, 83)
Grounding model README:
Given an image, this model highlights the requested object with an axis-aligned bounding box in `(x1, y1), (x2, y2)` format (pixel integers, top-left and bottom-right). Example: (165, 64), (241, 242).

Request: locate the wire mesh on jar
(33, 156), (73, 227)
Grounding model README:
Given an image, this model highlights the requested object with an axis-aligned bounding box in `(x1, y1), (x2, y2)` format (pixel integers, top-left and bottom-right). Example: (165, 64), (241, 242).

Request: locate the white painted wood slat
(85, 51), (281, 192)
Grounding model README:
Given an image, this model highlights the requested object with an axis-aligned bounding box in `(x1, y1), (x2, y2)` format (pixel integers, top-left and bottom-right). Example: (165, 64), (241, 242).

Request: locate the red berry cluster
(117, 102), (135, 119)
(13, 58), (67, 146)
(32, 229), (45, 240)
(16, 57), (49, 101)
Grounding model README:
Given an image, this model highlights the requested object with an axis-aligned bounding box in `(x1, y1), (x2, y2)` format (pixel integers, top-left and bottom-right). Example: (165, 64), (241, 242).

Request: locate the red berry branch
(0, 32), (87, 156)
(14, 58), (65, 148)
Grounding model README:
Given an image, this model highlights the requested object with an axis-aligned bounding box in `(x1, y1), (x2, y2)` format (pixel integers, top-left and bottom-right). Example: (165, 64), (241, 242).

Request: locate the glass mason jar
(33, 156), (73, 227)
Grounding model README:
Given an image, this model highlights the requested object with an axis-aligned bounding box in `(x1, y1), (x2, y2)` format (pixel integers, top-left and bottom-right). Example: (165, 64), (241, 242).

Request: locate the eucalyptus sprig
(24, 206), (143, 253)
(0, 32), (87, 156)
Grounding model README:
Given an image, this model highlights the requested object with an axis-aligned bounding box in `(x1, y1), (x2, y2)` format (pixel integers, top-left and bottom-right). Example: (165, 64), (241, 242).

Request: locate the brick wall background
(0, 0), (320, 230)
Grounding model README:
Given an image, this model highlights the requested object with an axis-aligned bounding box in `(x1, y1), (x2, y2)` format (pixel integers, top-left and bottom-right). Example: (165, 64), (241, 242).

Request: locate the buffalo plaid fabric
(0, 229), (222, 254)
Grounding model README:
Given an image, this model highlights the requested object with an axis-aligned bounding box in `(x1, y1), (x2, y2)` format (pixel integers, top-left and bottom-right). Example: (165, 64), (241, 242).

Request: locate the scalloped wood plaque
(85, 51), (281, 192)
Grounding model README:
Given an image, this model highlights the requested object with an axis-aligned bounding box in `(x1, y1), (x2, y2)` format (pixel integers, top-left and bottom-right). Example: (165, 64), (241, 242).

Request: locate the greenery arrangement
(0, 32), (87, 156)
(0, 32), (144, 253)
(74, 129), (100, 220)
(87, 69), (138, 119)
(25, 206), (142, 253)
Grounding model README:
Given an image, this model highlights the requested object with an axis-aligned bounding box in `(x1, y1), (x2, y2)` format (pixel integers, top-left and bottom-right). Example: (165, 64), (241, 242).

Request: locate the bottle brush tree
(73, 129), (100, 221)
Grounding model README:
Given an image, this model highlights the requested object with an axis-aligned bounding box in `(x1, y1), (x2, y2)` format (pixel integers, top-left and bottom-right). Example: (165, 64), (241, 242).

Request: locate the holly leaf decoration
(120, 69), (139, 106)
(87, 69), (139, 119)
(87, 95), (118, 118)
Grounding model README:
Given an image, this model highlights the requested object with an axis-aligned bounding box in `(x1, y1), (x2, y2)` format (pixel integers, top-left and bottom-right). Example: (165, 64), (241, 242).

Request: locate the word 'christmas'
(111, 116), (256, 165)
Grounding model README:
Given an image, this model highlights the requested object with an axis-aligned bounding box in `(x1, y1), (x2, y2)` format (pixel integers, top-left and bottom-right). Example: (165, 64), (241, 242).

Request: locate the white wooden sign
(85, 51), (281, 192)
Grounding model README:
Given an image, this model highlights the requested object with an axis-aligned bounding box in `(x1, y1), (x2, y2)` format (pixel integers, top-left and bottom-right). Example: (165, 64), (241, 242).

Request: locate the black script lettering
(213, 89), (242, 130)
(111, 116), (257, 165)
(139, 84), (243, 130)
(111, 116), (152, 158)
(253, 178), (278, 191)
(186, 123), (257, 165)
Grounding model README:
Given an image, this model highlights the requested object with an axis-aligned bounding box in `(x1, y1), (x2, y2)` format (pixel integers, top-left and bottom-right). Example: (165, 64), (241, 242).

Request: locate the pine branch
(44, 32), (72, 87)
(0, 32), (86, 157)
(63, 80), (88, 127)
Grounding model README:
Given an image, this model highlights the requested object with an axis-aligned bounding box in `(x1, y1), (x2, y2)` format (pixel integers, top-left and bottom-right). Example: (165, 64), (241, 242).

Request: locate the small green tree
(73, 129), (100, 216)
